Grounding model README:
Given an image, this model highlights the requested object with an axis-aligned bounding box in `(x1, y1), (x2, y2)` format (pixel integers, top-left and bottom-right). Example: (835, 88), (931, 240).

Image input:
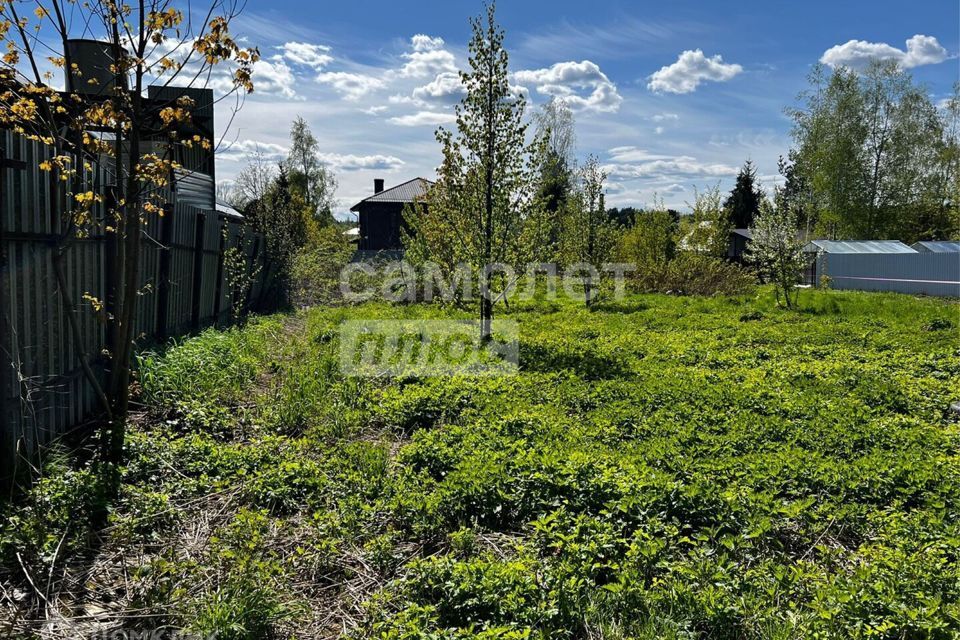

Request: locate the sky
(207, 0), (960, 218)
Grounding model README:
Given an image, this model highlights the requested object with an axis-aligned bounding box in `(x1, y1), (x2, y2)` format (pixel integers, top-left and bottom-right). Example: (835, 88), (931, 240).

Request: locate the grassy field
(3, 288), (960, 639)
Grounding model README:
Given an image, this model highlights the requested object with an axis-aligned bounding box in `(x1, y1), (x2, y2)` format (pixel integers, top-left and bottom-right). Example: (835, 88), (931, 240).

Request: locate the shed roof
(803, 240), (916, 254)
(733, 228), (810, 241)
(350, 177), (434, 211)
(912, 241), (960, 253)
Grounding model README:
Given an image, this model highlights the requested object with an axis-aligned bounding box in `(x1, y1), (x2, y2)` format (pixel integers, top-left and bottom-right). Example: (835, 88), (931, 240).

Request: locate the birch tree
(533, 96), (575, 258)
(288, 116), (337, 222)
(561, 156), (615, 306)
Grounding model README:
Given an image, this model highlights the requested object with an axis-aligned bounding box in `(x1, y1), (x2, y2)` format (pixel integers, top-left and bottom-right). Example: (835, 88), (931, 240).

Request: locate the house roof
(350, 177), (434, 211)
(215, 197), (244, 219)
(912, 241), (960, 253)
(803, 240), (916, 254)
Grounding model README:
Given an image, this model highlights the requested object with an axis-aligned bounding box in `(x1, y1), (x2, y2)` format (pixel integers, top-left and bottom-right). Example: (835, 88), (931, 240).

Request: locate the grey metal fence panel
(1, 130), (267, 481)
(1, 130), (111, 474)
(819, 252), (960, 297)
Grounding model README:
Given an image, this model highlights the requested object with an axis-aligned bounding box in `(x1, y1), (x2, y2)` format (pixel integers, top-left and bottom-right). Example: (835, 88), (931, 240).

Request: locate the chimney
(374, 178), (385, 194)
(64, 39), (129, 96)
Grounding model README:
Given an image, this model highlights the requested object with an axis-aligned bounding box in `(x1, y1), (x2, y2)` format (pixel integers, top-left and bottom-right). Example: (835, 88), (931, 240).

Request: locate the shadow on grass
(588, 299), (650, 314)
(520, 341), (632, 380)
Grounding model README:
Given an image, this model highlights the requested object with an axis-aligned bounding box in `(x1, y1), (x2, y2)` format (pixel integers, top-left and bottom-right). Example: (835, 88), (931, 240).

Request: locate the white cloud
(411, 35), (446, 52)
(820, 34), (949, 70)
(647, 50), (742, 94)
(654, 126), (665, 135)
(319, 153), (405, 171)
(141, 36), (301, 99)
(604, 148), (739, 180)
(652, 112), (679, 122)
(249, 58), (299, 99)
(216, 140), (404, 172)
(400, 35), (457, 78)
(363, 105), (389, 115)
(316, 71), (385, 99)
(411, 71), (465, 105)
(388, 111), (457, 127)
(217, 139), (288, 162)
(280, 42), (333, 69)
(662, 183), (686, 193)
(604, 182), (626, 194)
(513, 60), (622, 112)
(607, 147), (673, 163)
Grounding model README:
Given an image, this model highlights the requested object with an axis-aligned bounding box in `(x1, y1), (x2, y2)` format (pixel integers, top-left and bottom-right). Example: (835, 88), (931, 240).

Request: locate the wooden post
(190, 210), (206, 329)
(243, 233), (261, 312)
(212, 218), (226, 325)
(155, 203), (174, 340)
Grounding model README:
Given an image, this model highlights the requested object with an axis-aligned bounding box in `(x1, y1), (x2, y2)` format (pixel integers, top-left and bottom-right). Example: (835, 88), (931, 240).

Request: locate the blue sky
(211, 0), (960, 216)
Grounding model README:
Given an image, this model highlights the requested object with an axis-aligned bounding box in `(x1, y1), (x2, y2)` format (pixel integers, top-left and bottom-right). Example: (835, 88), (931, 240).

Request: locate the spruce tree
(724, 160), (764, 228)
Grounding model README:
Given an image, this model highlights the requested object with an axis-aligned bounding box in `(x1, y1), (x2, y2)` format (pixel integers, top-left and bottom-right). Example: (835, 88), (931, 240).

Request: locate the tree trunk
(104, 63), (145, 465)
(480, 40), (495, 343)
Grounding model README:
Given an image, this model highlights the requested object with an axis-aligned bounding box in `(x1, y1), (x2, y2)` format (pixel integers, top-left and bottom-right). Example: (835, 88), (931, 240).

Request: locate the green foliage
(4, 287), (959, 639)
(137, 318), (280, 433)
(629, 252), (756, 296)
(187, 509), (290, 639)
(287, 116), (338, 222)
(403, 4), (543, 338)
(532, 97), (577, 258)
(290, 223), (355, 307)
(233, 121), (338, 311)
(747, 196), (807, 308)
(683, 184), (731, 258)
(221, 224), (263, 321)
(789, 62), (959, 241)
(0, 451), (111, 572)
(558, 156), (617, 306)
(618, 201), (750, 297)
(616, 206), (678, 270)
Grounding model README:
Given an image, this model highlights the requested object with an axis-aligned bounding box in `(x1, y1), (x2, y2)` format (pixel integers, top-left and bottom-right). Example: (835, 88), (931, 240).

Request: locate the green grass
(3, 287), (959, 639)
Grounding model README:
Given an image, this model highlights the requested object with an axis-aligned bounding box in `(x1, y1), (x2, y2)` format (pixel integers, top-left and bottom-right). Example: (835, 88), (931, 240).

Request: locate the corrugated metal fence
(1, 130), (267, 478)
(814, 252), (960, 297)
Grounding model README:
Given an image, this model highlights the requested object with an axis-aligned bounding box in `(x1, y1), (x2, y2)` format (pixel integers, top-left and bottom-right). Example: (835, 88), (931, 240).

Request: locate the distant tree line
(786, 62), (959, 242)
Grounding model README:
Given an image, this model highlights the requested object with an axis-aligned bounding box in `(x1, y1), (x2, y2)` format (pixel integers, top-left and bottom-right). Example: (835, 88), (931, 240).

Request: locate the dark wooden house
(727, 229), (753, 262)
(351, 177), (433, 252)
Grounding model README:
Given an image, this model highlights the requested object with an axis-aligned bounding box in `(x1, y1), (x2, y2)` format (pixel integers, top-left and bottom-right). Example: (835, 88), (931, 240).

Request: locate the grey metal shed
(804, 240), (958, 297)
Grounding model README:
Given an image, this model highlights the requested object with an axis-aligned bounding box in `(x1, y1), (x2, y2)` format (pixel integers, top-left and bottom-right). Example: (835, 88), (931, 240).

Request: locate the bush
(631, 253), (756, 296)
(290, 224), (354, 307)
